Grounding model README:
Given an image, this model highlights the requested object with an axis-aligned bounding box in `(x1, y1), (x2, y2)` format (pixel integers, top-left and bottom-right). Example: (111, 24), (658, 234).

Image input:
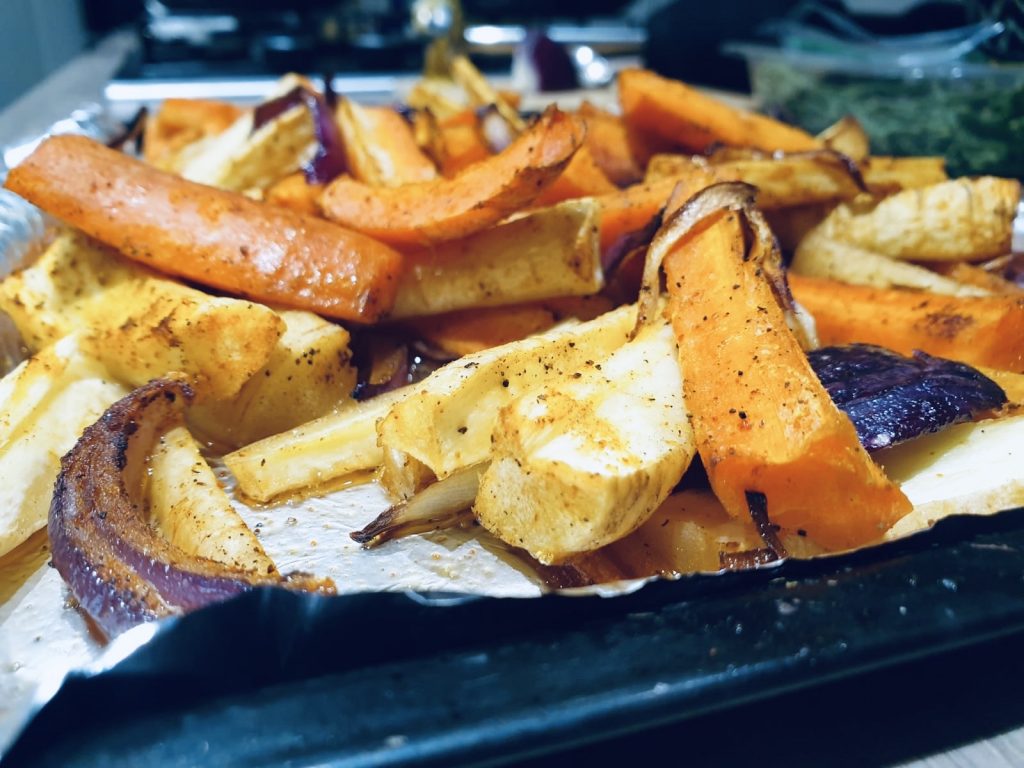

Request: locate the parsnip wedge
(0, 230), (284, 401)
(177, 75), (316, 192)
(882, 414), (1024, 539)
(0, 336), (127, 557)
(390, 198), (603, 318)
(149, 425), (274, 573)
(816, 177), (1019, 262)
(188, 309), (356, 448)
(475, 318), (695, 564)
(792, 229), (990, 296)
(378, 303), (636, 499)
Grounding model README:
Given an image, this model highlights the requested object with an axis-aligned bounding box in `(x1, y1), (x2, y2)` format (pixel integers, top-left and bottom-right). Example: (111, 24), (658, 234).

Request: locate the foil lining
(0, 107), (590, 754)
(1, 97), (1022, 760)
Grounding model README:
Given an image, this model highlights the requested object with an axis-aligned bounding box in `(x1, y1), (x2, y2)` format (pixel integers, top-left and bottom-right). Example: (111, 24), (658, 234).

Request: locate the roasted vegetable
(808, 345), (1007, 450)
(790, 274), (1024, 374)
(49, 378), (331, 638)
(475, 316), (695, 564)
(320, 107), (585, 246)
(5, 135), (404, 323)
(658, 185), (911, 549)
(619, 68), (822, 154)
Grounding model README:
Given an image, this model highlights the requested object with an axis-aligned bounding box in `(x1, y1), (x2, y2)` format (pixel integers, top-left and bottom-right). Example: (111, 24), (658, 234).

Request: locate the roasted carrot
(143, 97), (242, 168)
(436, 116), (492, 177)
(576, 101), (643, 186)
(789, 274), (1024, 373)
(664, 206), (910, 550)
(6, 134), (403, 323)
(533, 145), (617, 206)
(596, 169), (717, 257)
(320, 107), (585, 246)
(264, 172), (322, 216)
(405, 303), (558, 356)
(619, 68), (822, 154)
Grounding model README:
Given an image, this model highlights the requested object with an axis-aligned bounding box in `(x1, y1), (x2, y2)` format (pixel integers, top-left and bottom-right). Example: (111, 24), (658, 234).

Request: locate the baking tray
(2, 90), (1024, 768)
(5, 504), (1024, 767)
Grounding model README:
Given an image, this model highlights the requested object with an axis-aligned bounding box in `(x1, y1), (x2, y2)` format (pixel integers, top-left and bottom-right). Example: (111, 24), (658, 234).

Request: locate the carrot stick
(437, 120), (492, 177)
(619, 68), (822, 154)
(576, 102), (643, 186)
(264, 172), (322, 216)
(664, 209), (910, 550)
(5, 134), (403, 323)
(533, 145), (617, 206)
(789, 274), (1024, 373)
(143, 97), (242, 167)
(320, 107), (585, 246)
(404, 303), (558, 356)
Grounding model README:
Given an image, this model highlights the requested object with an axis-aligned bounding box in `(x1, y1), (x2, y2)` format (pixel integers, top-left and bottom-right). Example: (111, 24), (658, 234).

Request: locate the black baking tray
(6, 505), (1024, 767)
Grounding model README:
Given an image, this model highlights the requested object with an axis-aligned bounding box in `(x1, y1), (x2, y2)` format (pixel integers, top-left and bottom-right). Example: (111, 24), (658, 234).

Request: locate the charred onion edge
(49, 378), (332, 639)
(745, 490), (788, 561)
(633, 181), (758, 337)
(351, 464), (485, 547)
(702, 146), (869, 194)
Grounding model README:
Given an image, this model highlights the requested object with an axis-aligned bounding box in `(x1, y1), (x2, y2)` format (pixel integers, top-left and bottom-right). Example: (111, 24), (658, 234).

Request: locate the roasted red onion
(514, 30), (579, 92)
(252, 85), (347, 184)
(49, 379), (332, 638)
(809, 344), (1007, 451)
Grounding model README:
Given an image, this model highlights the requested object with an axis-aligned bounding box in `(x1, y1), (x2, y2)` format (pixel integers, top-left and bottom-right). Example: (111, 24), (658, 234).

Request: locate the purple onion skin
(252, 85), (347, 185)
(520, 30), (579, 92)
(49, 380), (323, 639)
(1001, 254), (1024, 288)
(809, 344), (1007, 451)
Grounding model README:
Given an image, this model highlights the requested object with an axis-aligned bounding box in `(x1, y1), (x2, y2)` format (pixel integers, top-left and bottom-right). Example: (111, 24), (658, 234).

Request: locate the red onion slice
(253, 85), (347, 185)
(49, 379), (332, 639)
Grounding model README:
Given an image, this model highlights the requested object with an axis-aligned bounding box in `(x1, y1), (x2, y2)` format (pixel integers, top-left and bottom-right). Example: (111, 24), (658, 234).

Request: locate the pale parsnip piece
(149, 425), (275, 574)
(176, 75), (316, 192)
(645, 153), (863, 208)
(819, 177), (1019, 262)
(792, 228), (990, 296)
(378, 304), (636, 499)
(189, 309), (355, 448)
(224, 388), (409, 503)
(0, 231), (284, 401)
(390, 199), (603, 318)
(475, 318), (695, 564)
(335, 98), (438, 187)
(406, 76), (471, 122)
(817, 115), (870, 163)
(861, 156), (948, 195)
(882, 414), (1024, 539)
(0, 336), (127, 557)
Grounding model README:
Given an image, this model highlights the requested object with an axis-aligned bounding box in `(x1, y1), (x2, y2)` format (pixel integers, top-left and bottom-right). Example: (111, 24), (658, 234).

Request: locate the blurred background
(0, 0), (1019, 176)
(1, 0), (1017, 108)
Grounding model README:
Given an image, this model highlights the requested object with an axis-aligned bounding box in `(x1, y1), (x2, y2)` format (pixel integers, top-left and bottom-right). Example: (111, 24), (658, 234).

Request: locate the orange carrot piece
(533, 145), (617, 206)
(6, 135), (403, 323)
(320, 107), (585, 246)
(595, 167), (717, 256)
(437, 120), (492, 177)
(619, 68), (822, 154)
(143, 97), (242, 167)
(405, 303), (558, 356)
(789, 274), (1024, 373)
(665, 212), (910, 550)
(264, 172), (322, 216)
(576, 102), (643, 186)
